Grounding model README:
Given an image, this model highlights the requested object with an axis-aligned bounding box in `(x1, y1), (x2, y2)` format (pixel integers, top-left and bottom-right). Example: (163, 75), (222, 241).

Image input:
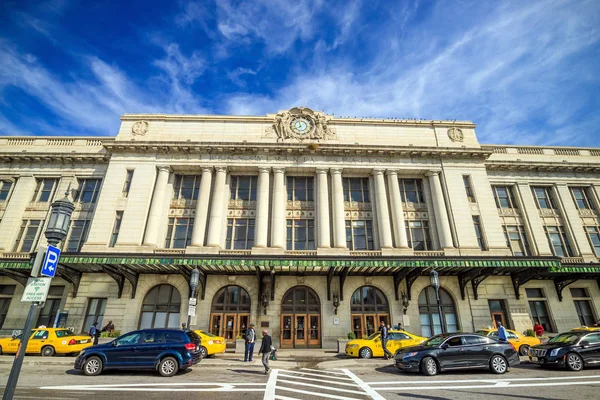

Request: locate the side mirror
(441, 344), (449, 350)
(580, 340), (589, 347)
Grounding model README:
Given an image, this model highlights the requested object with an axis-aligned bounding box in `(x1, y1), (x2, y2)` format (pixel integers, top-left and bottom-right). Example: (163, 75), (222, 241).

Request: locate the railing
(561, 257), (584, 264)
(86, 139), (103, 146)
(219, 250), (251, 255)
(491, 147), (508, 154)
(590, 150), (600, 157)
(554, 148), (580, 156)
(284, 250), (318, 256)
(415, 251), (445, 257)
(153, 249), (185, 255)
(46, 139), (74, 146)
(349, 250), (382, 257)
(517, 147), (544, 155)
(0, 252), (30, 259)
(7, 139), (35, 146)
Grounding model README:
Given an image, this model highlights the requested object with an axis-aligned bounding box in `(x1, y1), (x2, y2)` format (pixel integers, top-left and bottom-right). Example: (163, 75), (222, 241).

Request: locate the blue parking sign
(41, 245), (61, 278)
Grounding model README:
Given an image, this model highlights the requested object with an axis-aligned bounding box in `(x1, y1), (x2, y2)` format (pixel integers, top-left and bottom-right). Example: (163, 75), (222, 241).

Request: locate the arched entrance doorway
(418, 286), (459, 337)
(280, 286), (321, 348)
(139, 284), (181, 329)
(210, 285), (251, 345)
(350, 286), (390, 338)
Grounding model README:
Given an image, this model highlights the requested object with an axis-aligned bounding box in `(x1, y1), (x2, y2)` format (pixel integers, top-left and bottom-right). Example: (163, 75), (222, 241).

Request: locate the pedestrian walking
(533, 321), (544, 338)
(89, 322), (100, 345)
(497, 322), (508, 342)
(258, 329), (273, 375)
(244, 322), (256, 362)
(379, 321), (393, 359)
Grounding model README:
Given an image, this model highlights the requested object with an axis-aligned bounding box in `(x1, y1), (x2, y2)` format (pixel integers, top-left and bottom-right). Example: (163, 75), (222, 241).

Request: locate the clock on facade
(290, 117), (312, 135)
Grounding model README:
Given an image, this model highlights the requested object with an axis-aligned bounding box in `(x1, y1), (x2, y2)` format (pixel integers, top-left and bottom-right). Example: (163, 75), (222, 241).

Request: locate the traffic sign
(40, 245), (61, 278)
(189, 297), (197, 306)
(21, 277), (52, 302)
(187, 306), (196, 316)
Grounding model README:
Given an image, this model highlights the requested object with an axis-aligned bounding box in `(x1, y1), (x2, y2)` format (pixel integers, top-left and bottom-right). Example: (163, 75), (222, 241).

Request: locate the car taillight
(184, 343), (196, 351)
(509, 343), (516, 352)
(68, 339), (77, 345)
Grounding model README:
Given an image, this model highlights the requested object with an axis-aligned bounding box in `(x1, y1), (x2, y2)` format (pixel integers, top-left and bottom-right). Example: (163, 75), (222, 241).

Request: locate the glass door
(351, 315), (363, 339)
(491, 312), (506, 328)
(308, 315), (320, 347)
(237, 314), (250, 340)
(295, 314), (307, 347)
(364, 314), (376, 336)
(210, 314), (222, 336)
(281, 315), (293, 348)
(224, 314), (236, 342)
(377, 314), (390, 328)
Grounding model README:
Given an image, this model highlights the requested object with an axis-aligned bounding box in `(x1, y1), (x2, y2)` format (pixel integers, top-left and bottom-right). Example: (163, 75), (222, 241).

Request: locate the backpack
(89, 326), (97, 336)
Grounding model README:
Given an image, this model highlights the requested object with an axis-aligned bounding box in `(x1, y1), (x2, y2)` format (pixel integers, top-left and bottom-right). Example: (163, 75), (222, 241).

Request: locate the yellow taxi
(193, 330), (226, 358)
(345, 330), (427, 359)
(476, 328), (541, 356)
(570, 326), (600, 332)
(0, 328), (93, 357)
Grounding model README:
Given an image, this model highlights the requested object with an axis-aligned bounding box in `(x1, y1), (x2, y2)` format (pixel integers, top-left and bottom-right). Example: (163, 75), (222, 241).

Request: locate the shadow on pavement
(374, 363), (537, 377)
(65, 368), (194, 377)
(395, 394), (451, 400)
(229, 369), (267, 375)
(449, 390), (557, 400)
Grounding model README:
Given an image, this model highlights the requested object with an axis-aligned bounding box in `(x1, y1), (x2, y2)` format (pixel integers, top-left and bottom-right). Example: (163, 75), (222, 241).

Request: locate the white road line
(277, 386), (364, 400)
(42, 387), (265, 392)
(264, 368), (279, 400)
(41, 383), (266, 389)
(280, 370), (354, 381)
(277, 379), (369, 395)
(367, 374), (600, 385)
(274, 395), (303, 400)
(300, 368), (348, 375)
(342, 369), (386, 400)
(278, 373), (361, 387)
(374, 379), (600, 391)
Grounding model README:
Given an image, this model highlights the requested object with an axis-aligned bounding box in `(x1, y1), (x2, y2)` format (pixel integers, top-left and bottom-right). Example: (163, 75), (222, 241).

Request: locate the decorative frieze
(286, 210), (315, 219)
(286, 200), (314, 210)
(345, 211), (372, 219)
(498, 208), (519, 217)
(228, 199), (256, 209)
(168, 208), (195, 217)
(227, 209), (256, 218)
(404, 211), (429, 219)
(170, 199), (196, 209)
(344, 201), (371, 211)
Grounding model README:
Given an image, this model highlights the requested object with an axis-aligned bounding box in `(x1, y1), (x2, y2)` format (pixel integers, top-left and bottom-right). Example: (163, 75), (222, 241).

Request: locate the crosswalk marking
(300, 368), (348, 375)
(277, 379), (369, 395)
(276, 386), (364, 400)
(277, 373), (362, 387)
(282, 370), (354, 381)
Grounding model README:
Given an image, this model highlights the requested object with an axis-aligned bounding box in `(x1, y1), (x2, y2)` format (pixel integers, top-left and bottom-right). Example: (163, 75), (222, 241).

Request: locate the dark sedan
(395, 333), (520, 376)
(528, 330), (600, 371)
(74, 328), (202, 377)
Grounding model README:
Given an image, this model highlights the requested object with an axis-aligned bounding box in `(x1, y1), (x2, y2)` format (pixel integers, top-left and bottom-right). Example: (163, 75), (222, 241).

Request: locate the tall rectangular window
(173, 175), (201, 200)
(31, 178), (58, 203)
(0, 285), (16, 329)
(230, 176), (257, 201)
(66, 219), (91, 252)
(343, 178), (370, 202)
(287, 177), (314, 202)
(570, 288), (596, 327)
(585, 226), (600, 256)
(13, 219), (43, 252)
(463, 176), (475, 202)
(472, 216), (486, 250)
(399, 179), (424, 203)
(109, 211), (123, 247)
(571, 187), (594, 210)
(77, 178), (102, 203)
(492, 185), (517, 208)
(345, 220), (374, 250)
(225, 218), (255, 249)
(164, 217), (194, 249)
(545, 226), (573, 257)
(286, 219), (315, 250)
(526, 288), (555, 332)
(503, 225), (531, 256)
(405, 220), (432, 250)
(122, 169), (134, 197)
(0, 180), (14, 202)
(83, 298), (107, 332)
(532, 186), (556, 209)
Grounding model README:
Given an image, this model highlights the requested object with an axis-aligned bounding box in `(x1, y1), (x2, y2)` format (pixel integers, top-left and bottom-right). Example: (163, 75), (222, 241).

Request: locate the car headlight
(347, 344), (359, 349)
(404, 352), (418, 358)
(549, 348), (560, 357)
(208, 340), (214, 345)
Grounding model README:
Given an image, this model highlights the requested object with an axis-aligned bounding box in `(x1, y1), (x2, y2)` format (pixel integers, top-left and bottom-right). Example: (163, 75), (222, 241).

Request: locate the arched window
(280, 286), (321, 348)
(350, 286), (390, 338)
(139, 284), (181, 329)
(210, 285), (251, 343)
(418, 286), (458, 337)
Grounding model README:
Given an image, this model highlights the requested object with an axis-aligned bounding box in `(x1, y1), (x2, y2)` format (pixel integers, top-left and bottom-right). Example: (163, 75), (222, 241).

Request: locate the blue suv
(74, 329), (202, 377)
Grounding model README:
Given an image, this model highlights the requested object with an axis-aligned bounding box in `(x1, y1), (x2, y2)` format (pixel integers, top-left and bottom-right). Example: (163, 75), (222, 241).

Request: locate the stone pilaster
(142, 166), (171, 247)
(254, 167), (271, 248)
(331, 168), (347, 249)
(373, 169), (393, 248)
(316, 168), (331, 248)
(206, 167), (227, 247)
(271, 168), (286, 248)
(426, 171), (454, 249)
(190, 167), (213, 247)
(386, 170), (409, 248)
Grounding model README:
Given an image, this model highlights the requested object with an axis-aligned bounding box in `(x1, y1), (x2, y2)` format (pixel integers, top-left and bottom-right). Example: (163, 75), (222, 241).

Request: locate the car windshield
(367, 333), (380, 340)
(548, 332), (582, 345)
(199, 331), (218, 338)
(55, 330), (75, 338)
(422, 335), (447, 347)
(475, 330), (490, 336)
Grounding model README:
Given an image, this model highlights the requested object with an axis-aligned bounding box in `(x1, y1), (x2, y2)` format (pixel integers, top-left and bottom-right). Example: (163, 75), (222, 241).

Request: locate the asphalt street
(0, 357), (599, 400)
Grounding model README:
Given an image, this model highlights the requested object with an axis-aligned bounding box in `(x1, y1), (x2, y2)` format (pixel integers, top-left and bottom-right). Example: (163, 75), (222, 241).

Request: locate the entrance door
(281, 315), (293, 347)
(492, 313), (505, 328)
(210, 314), (222, 336)
(308, 315), (320, 347)
(237, 314), (250, 340)
(295, 314), (307, 347)
(365, 315), (377, 336)
(351, 315), (363, 339)
(224, 314), (236, 341)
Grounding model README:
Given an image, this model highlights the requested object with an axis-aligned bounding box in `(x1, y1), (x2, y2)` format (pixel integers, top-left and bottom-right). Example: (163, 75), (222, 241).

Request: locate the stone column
(427, 171), (454, 249)
(554, 184), (594, 257)
(386, 170), (409, 248)
(254, 167), (271, 248)
(514, 182), (552, 255)
(331, 168), (347, 248)
(316, 168), (331, 248)
(143, 166), (171, 246)
(206, 167), (227, 247)
(373, 169), (393, 248)
(190, 167), (213, 247)
(271, 168), (286, 248)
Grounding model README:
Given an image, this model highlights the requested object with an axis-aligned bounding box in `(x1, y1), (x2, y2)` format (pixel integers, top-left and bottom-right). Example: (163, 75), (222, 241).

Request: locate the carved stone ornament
(132, 121), (149, 136)
(447, 127), (464, 142)
(266, 107), (336, 142)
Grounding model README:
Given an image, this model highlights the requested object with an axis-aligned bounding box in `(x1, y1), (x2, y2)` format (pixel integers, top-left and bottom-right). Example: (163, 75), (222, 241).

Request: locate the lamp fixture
(332, 293), (340, 315)
(261, 293), (269, 315)
(401, 291), (409, 314)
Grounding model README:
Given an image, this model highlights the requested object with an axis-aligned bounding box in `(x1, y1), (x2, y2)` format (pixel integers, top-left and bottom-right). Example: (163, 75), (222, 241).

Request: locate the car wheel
(566, 352), (583, 371)
(359, 347), (372, 359)
(83, 356), (103, 376)
(158, 356), (178, 377)
(41, 346), (55, 357)
(421, 357), (438, 376)
(490, 355), (508, 374)
(199, 346), (208, 359)
(519, 345), (530, 356)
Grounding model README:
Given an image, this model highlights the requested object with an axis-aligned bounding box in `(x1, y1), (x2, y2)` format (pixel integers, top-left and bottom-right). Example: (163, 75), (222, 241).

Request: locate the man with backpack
(89, 322), (100, 345)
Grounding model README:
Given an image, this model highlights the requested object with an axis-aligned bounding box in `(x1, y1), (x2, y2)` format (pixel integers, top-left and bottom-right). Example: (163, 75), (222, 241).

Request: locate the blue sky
(0, 0), (599, 146)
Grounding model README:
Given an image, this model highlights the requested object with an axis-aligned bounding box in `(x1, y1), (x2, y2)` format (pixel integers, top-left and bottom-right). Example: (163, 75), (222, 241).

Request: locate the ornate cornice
(485, 160), (600, 173)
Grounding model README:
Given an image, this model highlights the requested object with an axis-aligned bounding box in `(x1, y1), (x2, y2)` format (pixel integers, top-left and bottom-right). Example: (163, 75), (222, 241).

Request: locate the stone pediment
(265, 107), (336, 142)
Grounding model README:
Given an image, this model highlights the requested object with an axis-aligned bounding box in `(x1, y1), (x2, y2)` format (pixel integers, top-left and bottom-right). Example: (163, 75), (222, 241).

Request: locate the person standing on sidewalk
(258, 329), (273, 375)
(497, 322), (508, 342)
(379, 321), (392, 359)
(244, 322), (256, 362)
(89, 322), (100, 345)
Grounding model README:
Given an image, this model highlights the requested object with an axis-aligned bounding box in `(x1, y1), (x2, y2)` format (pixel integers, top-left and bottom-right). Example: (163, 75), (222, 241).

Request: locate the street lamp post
(3, 191), (74, 400)
(186, 268), (200, 330)
(429, 269), (445, 334)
